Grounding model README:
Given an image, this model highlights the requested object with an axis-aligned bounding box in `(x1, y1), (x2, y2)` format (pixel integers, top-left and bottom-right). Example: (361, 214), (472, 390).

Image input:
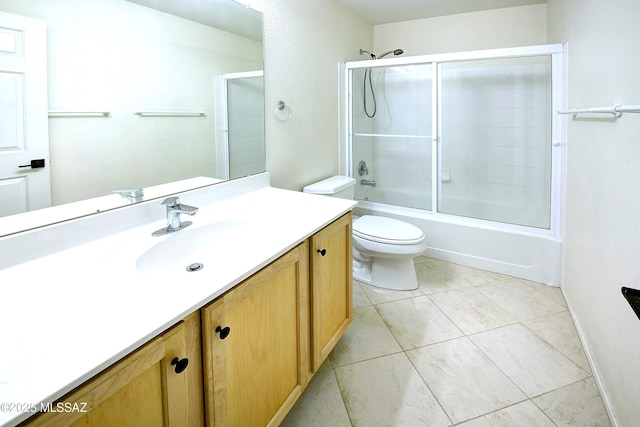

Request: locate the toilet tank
(302, 175), (356, 199)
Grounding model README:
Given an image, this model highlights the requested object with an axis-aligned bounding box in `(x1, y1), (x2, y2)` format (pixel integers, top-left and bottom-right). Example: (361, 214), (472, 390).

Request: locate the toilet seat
(303, 175), (427, 291)
(353, 215), (425, 245)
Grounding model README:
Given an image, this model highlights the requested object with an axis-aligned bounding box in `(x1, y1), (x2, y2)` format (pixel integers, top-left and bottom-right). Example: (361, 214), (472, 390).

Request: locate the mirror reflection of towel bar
(133, 109), (207, 117)
(48, 111), (110, 117)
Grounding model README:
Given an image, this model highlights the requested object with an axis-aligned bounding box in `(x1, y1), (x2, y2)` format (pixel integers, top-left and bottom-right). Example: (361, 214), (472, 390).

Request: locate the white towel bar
(558, 105), (640, 118)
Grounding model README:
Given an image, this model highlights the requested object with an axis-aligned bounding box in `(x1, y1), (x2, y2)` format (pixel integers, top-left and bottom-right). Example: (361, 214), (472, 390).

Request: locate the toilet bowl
(303, 175), (426, 291)
(352, 215), (426, 290)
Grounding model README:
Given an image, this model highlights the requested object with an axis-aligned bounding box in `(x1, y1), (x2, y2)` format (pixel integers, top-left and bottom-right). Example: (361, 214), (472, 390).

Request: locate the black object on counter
(621, 287), (640, 321)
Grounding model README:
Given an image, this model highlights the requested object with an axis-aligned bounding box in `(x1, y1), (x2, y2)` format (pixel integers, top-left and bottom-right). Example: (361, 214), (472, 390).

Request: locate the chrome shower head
(376, 48), (404, 59)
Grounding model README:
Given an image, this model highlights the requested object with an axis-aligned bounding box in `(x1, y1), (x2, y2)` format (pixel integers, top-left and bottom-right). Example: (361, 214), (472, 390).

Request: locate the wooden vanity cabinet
(20, 213), (352, 427)
(21, 312), (204, 427)
(309, 212), (353, 371)
(201, 242), (310, 427)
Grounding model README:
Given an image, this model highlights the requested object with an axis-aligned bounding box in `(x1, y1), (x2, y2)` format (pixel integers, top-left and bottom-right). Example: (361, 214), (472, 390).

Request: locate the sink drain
(186, 263), (204, 272)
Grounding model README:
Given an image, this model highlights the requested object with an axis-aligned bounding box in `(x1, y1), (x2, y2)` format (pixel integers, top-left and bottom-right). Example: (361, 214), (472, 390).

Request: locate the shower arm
(359, 49), (376, 59)
(358, 48), (404, 60)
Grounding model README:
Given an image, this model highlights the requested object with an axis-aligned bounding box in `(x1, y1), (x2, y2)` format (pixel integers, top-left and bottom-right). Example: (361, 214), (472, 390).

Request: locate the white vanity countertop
(0, 182), (356, 426)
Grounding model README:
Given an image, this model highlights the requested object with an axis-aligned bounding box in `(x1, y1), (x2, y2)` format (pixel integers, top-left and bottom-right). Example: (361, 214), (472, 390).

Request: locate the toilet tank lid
(302, 175), (356, 194)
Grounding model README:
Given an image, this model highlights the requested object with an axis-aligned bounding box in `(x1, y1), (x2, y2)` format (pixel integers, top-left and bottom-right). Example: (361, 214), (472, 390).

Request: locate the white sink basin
(135, 219), (249, 274)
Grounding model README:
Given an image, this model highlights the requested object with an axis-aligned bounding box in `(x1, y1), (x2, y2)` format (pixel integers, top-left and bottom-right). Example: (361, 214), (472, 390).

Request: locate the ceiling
(126, 0), (262, 41)
(126, 0), (547, 43)
(339, 0), (546, 25)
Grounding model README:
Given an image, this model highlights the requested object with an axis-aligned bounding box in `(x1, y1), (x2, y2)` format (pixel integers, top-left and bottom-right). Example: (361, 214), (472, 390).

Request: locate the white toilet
(303, 175), (427, 291)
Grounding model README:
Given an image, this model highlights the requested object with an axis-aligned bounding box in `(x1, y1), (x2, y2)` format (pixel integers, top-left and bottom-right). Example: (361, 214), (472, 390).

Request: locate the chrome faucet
(113, 188), (144, 202)
(152, 197), (199, 236)
(361, 179), (376, 187)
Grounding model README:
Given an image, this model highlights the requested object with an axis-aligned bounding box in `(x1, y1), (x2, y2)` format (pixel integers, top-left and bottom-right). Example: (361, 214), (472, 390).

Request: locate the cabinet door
(310, 212), (353, 371)
(202, 242), (309, 427)
(22, 312), (204, 427)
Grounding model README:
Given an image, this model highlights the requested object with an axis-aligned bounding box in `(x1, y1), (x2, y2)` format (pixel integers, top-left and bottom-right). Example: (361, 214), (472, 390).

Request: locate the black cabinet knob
(215, 325), (231, 339)
(317, 248), (327, 256)
(170, 357), (189, 374)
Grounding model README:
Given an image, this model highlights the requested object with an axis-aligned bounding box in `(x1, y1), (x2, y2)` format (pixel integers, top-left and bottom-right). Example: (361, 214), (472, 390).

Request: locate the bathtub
(354, 187), (562, 287)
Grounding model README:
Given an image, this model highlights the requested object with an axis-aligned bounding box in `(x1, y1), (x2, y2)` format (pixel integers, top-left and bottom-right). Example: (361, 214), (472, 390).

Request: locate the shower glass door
(214, 71), (265, 180)
(226, 74), (265, 179)
(350, 63), (433, 210)
(346, 44), (561, 233)
(438, 56), (553, 228)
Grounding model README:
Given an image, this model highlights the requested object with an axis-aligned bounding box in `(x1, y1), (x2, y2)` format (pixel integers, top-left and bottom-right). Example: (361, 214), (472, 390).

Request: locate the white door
(0, 11), (50, 218)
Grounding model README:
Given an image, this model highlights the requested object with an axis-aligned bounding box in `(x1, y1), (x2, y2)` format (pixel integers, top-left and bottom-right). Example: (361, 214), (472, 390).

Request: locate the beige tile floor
(281, 257), (612, 427)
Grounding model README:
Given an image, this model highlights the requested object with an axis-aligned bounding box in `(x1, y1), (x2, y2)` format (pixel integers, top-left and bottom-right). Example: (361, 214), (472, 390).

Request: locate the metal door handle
(19, 159), (45, 169)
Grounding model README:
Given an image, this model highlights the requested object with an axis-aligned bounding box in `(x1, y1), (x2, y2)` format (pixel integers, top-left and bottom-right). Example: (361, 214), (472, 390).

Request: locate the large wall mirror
(0, 0), (264, 236)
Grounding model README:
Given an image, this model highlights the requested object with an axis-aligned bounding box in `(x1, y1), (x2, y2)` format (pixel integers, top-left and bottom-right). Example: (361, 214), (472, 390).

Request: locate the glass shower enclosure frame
(214, 70), (265, 180)
(344, 44), (564, 237)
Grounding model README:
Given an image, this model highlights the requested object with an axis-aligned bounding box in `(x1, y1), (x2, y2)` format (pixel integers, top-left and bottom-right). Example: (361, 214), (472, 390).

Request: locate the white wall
(374, 4), (547, 56)
(248, 0), (373, 190)
(547, 1), (640, 425)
